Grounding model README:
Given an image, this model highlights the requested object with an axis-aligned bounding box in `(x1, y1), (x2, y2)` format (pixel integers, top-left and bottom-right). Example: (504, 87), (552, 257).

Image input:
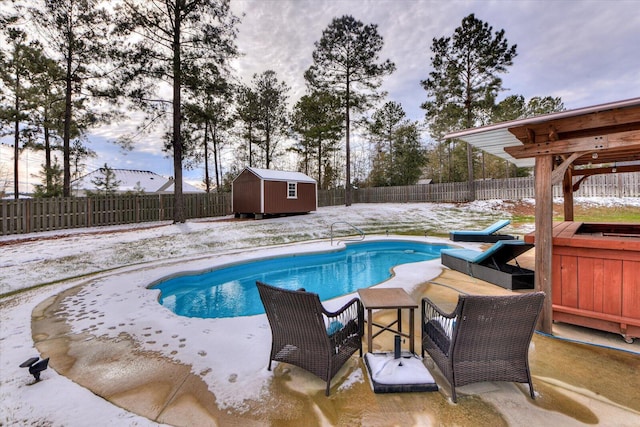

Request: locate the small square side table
(357, 288), (418, 354)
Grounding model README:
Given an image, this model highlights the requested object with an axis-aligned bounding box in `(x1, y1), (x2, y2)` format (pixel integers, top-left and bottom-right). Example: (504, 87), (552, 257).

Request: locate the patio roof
(445, 97), (640, 170)
(443, 97), (640, 336)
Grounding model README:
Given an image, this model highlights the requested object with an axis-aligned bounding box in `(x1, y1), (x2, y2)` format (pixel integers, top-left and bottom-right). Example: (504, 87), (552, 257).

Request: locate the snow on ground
(1, 199), (638, 426)
(0, 201), (522, 295)
(521, 196), (640, 209)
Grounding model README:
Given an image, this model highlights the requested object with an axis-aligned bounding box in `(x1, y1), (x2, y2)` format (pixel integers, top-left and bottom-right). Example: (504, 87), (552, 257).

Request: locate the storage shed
(232, 167), (317, 218)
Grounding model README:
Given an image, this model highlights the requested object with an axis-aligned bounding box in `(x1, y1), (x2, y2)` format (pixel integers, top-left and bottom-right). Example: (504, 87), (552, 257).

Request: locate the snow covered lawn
(1, 199), (638, 426)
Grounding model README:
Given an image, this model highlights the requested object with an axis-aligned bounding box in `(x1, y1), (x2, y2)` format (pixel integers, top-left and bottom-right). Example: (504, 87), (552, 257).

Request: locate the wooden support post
(535, 154), (554, 334)
(563, 167), (574, 221)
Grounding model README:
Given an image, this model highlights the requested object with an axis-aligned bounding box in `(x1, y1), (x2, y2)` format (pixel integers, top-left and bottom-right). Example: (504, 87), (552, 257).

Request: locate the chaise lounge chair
(449, 219), (515, 242)
(256, 281), (364, 396)
(440, 240), (534, 290)
(421, 292), (545, 402)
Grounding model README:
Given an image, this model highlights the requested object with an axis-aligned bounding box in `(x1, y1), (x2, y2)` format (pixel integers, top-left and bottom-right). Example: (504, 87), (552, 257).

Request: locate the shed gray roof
(246, 167), (316, 183)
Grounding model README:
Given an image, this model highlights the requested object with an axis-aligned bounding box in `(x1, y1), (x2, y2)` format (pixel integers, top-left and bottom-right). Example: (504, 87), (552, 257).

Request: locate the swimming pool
(153, 240), (450, 318)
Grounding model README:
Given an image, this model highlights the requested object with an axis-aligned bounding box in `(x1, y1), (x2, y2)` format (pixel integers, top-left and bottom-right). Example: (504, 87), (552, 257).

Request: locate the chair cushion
(327, 320), (344, 335)
(441, 248), (484, 263)
(441, 240), (530, 264)
(449, 219), (510, 235)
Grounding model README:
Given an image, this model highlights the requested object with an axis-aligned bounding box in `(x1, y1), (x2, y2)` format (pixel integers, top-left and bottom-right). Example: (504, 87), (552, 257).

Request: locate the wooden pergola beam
(551, 152), (584, 185)
(573, 164), (640, 176)
(508, 108), (640, 144)
(504, 129), (640, 159)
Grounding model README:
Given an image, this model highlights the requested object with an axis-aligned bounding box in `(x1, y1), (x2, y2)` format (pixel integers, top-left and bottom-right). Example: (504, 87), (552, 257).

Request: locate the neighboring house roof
(243, 167), (316, 183)
(157, 179), (204, 193)
(72, 169), (204, 194)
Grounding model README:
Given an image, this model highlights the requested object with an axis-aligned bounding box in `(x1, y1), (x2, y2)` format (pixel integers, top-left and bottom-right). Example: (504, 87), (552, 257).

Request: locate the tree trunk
(63, 41), (73, 197)
(44, 124), (52, 192)
(212, 125), (220, 190)
(466, 142), (475, 201)
(265, 118), (271, 169)
(13, 69), (20, 199)
(172, 3), (185, 223)
(248, 123), (253, 167)
(345, 76), (352, 206)
(204, 120), (210, 193)
(317, 137), (322, 189)
(465, 86), (475, 201)
(216, 143), (223, 192)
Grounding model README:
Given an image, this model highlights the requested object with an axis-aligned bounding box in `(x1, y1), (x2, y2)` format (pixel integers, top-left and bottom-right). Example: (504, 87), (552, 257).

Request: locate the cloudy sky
(5, 0), (640, 190)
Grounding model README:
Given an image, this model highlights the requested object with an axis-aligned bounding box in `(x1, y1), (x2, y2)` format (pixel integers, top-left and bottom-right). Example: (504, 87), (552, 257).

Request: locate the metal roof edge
(245, 167), (316, 183)
(445, 97), (640, 139)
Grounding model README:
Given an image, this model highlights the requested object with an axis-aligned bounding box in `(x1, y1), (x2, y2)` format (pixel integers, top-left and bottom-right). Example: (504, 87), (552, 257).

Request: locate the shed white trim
(246, 167), (316, 183)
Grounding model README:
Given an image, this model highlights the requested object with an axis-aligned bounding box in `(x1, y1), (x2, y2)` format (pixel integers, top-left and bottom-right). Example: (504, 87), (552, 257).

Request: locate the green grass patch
(555, 206), (640, 223)
(511, 214), (535, 224)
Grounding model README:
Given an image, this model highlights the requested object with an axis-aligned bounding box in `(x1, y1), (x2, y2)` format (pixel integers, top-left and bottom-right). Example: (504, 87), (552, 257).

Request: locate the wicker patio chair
(256, 281), (364, 396)
(421, 291), (545, 402)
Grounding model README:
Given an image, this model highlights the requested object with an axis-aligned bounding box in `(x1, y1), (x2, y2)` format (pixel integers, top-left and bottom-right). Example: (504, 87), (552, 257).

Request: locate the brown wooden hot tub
(526, 222), (640, 343)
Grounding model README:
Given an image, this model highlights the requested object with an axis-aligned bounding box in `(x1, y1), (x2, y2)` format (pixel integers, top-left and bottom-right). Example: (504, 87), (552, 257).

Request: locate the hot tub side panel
(552, 244), (640, 341)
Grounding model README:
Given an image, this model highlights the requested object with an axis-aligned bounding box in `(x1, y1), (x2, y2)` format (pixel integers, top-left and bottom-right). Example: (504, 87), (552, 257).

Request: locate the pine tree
(389, 123), (426, 186)
(366, 102), (426, 186)
(235, 85), (261, 167)
(0, 25), (31, 198)
(291, 90), (343, 188)
(368, 101), (406, 156)
(183, 71), (234, 193)
(421, 13), (517, 197)
(305, 15), (395, 206)
(253, 70), (290, 169)
(89, 164), (121, 196)
(30, 0), (112, 197)
(112, 0), (239, 222)
(33, 159), (64, 198)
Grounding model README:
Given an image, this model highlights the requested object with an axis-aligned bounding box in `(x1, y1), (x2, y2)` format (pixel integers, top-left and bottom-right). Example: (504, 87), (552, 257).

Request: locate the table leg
(409, 308), (415, 354)
(367, 308), (373, 353)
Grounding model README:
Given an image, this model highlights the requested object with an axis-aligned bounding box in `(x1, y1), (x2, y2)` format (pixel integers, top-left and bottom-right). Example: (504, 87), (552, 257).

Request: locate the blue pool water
(153, 240), (450, 319)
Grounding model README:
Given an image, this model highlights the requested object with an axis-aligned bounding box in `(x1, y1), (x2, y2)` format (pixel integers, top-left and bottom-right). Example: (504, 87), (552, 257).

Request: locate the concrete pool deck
(28, 246), (640, 426)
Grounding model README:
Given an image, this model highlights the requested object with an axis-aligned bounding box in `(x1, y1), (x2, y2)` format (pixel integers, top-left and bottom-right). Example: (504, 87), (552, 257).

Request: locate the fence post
(87, 198), (92, 228)
(24, 199), (31, 234)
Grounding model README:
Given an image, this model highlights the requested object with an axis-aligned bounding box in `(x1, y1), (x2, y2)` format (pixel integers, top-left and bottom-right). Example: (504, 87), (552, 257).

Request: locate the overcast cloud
(229, 0), (640, 120)
(4, 0), (640, 188)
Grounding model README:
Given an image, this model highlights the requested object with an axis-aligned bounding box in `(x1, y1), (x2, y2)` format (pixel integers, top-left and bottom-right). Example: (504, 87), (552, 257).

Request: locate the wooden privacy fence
(318, 172), (640, 206)
(1, 193), (231, 236)
(2, 172), (639, 236)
